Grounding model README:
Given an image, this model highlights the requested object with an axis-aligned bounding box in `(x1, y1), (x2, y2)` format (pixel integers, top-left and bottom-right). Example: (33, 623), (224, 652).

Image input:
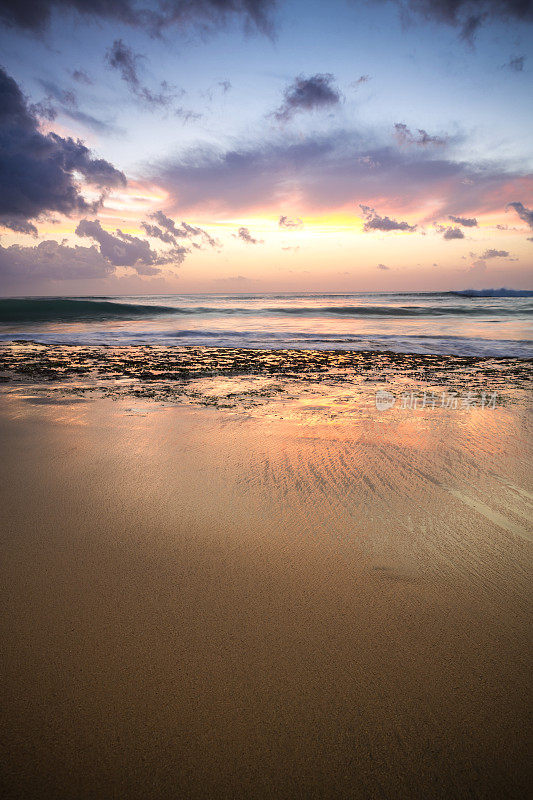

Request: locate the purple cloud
(75, 219), (187, 273)
(279, 215), (304, 229)
(0, 0), (277, 36)
(149, 129), (533, 223)
(449, 215), (477, 227)
(0, 240), (113, 281)
(507, 201), (533, 229)
(360, 205), (416, 232)
(442, 226), (465, 239)
(0, 67), (125, 234)
(236, 226), (262, 244)
(386, 1), (533, 42)
(274, 74), (341, 121)
(394, 123), (447, 147)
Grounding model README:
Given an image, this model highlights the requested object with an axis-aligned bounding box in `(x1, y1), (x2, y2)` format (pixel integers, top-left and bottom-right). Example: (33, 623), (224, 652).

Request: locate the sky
(0, 0), (532, 295)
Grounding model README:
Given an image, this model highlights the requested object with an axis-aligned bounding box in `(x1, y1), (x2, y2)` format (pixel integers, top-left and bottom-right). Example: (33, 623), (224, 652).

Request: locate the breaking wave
(1, 294), (531, 323)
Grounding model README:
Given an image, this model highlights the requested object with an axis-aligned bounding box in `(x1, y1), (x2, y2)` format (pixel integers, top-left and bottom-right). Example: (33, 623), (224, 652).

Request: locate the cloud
(219, 80), (232, 93)
(0, 217), (38, 236)
(394, 123), (447, 147)
(360, 205), (416, 232)
(507, 201), (533, 228)
(481, 248), (510, 258)
(0, 239), (113, 281)
(467, 246), (514, 275)
(0, 217), (197, 284)
(75, 219), (186, 273)
(71, 69), (93, 85)
(34, 78), (118, 134)
(106, 40), (178, 109)
(141, 211), (218, 247)
(377, 263), (389, 270)
(279, 215), (303, 229)
(449, 214), (477, 226)
(274, 74), (341, 121)
(140, 222), (177, 244)
(0, 67), (126, 234)
(442, 226), (464, 239)
(236, 226), (262, 244)
(0, 0), (277, 36)
(149, 129), (533, 220)
(174, 107), (202, 123)
(502, 55), (526, 71)
(387, 1), (533, 42)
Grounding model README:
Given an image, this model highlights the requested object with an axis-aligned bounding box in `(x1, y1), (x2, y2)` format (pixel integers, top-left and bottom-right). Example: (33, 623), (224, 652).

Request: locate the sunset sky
(1, 0), (532, 294)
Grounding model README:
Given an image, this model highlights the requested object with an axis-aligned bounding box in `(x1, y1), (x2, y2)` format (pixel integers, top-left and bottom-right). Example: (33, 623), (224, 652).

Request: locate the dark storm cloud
(442, 226), (465, 239)
(0, 67), (125, 233)
(149, 129), (532, 221)
(0, 217), (38, 235)
(0, 0), (276, 36)
(237, 226), (262, 244)
(75, 218), (187, 273)
(274, 74), (341, 122)
(106, 39), (177, 109)
(360, 205), (416, 232)
(387, 1), (533, 41)
(30, 97), (57, 121)
(394, 123), (447, 147)
(0, 0), (143, 32)
(142, 212), (218, 247)
(279, 215), (303, 229)
(502, 55), (526, 71)
(507, 201), (533, 228)
(449, 214), (477, 226)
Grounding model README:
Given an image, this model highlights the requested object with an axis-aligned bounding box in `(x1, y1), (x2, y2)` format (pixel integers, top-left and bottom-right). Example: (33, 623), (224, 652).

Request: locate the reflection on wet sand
(1, 351), (531, 799)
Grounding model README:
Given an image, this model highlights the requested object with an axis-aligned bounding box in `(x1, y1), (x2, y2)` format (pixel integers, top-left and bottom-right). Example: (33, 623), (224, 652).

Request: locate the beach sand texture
(1, 374), (531, 799)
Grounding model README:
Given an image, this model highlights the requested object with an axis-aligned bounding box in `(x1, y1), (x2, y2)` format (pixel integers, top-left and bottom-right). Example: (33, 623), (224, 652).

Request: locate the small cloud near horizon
(360, 205), (416, 232)
(279, 215), (304, 229)
(236, 226), (263, 244)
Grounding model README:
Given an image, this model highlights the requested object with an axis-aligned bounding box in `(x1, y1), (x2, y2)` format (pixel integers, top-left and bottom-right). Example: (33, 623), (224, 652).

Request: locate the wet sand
(1, 347), (532, 799)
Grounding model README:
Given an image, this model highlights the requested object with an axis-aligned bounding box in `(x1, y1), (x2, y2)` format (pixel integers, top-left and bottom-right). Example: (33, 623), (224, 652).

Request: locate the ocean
(0, 290), (532, 358)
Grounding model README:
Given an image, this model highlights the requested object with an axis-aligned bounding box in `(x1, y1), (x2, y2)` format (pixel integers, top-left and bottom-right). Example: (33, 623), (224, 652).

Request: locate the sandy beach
(2, 0), (533, 793)
(1, 345), (531, 799)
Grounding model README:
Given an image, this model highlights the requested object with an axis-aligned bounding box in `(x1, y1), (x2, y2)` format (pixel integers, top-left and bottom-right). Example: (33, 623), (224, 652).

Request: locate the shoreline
(1, 341), (531, 416)
(1, 340), (531, 381)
